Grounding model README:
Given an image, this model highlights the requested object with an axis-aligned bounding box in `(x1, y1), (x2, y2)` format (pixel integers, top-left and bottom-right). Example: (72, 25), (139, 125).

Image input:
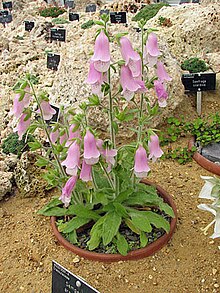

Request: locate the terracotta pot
(188, 137), (220, 176)
(50, 179), (177, 262)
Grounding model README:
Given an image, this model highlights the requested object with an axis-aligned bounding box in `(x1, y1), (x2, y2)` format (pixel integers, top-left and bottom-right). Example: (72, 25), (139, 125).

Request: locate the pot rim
(188, 137), (220, 176)
(50, 179), (177, 262)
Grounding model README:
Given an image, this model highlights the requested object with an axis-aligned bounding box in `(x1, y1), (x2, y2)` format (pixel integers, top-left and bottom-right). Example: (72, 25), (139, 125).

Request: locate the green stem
(98, 161), (114, 190)
(28, 80), (66, 178)
(108, 68), (116, 148)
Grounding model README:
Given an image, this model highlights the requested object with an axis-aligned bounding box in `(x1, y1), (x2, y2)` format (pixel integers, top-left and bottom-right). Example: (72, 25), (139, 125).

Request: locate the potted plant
(10, 15), (177, 261)
(198, 176), (220, 239)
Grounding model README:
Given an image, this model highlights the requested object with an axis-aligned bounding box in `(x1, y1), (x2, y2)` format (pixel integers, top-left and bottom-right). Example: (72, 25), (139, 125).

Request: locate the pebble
(212, 269), (217, 275)
(149, 275), (153, 279)
(72, 256), (80, 263)
(214, 284), (219, 288)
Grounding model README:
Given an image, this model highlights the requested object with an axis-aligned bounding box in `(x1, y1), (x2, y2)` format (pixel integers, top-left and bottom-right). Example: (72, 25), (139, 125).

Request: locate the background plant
(159, 113), (220, 164)
(39, 6), (66, 18)
(181, 57), (209, 73)
(132, 3), (169, 22)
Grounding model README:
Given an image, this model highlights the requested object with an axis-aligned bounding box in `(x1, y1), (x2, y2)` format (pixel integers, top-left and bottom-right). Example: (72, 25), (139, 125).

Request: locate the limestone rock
(0, 171), (13, 200)
(14, 151), (49, 198)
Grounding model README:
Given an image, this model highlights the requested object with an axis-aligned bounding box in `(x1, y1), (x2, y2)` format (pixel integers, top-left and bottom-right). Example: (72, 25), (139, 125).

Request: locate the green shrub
(1, 133), (34, 157)
(181, 57), (209, 73)
(52, 17), (69, 24)
(81, 20), (94, 30)
(132, 3), (169, 22)
(39, 6), (66, 18)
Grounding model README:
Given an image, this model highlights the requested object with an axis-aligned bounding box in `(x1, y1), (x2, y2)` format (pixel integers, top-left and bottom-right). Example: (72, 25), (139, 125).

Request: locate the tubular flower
(148, 134), (163, 162)
(66, 124), (81, 147)
(91, 30), (110, 73)
(144, 33), (161, 67)
(50, 128), (59, 144)
(83, 130), (100, 165)
(80, 160), (92, 182)
(60, 176), (78, 207)
(60, 132), (68, 145)
(120, 65), (146, 101)
(61, 141), (80, 176)
(154, 80), (168, 107)
(10, 89), (31, 118)
(156, 61), (172, 82)
(134, 146), (150, 178)
(14, 113), (31, 140)
(120, 36), (141, 78)
(97, 139), (117, 172)
(37, 101), (56, 121)
(199, 176), (219, 201)
(85, 61), (104, 97)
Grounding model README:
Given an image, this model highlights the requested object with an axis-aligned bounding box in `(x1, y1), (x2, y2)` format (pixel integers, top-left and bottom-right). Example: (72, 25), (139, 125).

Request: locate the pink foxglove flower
(80, 160), (92, 182)
(50, 128), (59, 144)
(61, 141), (80, 176)
(14, 113), (31, 140)
(66, 124), (81, 147)
(60, 132), (68, 145)
(83, 130), (100, 165)
(10, 90), (31, 118)
(144, 33), (161, 67)
(120, 65), (146, 101)
(85, 61), (103, 97)
(148, 134), (163, 162)
(120, 36), (141, 78)
(156, 61), (172, 82)
(60, 176), (77, 207)
(134, 146), (150, 178)
(91, 30), (110, 73)
(37, 101), (56, 121)
(97, 139), (117, 172)
(154, 80), (168, 107)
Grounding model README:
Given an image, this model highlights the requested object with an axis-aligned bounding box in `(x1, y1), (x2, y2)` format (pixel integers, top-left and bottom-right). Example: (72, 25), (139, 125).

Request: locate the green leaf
(116, 233), (128, 256)
(102, 212), (122, 246)
(37, 197), (62, 214)
(124, 192), (160, 206)
(124, 218), (141, 234)
(113, 202), (129, 218)
(158, 201), (175, 218)
(130, 211), (152, 232)
(36, 157), (49, 167)
(87, 217), (105, 250)
(94, 20), (105, 26)
(112, 121), (119, 134)
(66, 205), (100, 220)
(38, 206), (66, 217)
(58, 217), (90, 233)
(92, 169), (111, 189)
(88, 94), (100, 106)
(145, 211), (170, 233)
(140, 231), (148, 247)
(115, 188), (134, 203)
(67, 230), (77, 244)
(28, 141), (42, 151)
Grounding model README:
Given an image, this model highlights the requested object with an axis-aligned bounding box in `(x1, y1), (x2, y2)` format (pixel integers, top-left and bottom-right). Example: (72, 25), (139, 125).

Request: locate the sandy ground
(1, 92), (220, 293)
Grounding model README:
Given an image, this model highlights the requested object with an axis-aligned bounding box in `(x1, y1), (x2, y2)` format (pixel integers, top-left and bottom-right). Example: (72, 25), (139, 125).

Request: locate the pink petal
(59, 176), (77, 207)
(154, 80), (168, 107)
(91, 31), (110, 62)
(80, 160), (92, 182)
(156, 61), (172, 82)
(85, 61), (103, 84)
(148, 134), (163, 162)
(83, 130), (100, 165)
(50, 129), (59, 144)
(145, 33), (161, 57)
(14, 113), (31, 140)
(65, 124), (81, 147)
(37, 101), (56, 121)
(120, 36), (140, 66)
(61, 141), (80, 170)
(134, 146), (150, 178)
